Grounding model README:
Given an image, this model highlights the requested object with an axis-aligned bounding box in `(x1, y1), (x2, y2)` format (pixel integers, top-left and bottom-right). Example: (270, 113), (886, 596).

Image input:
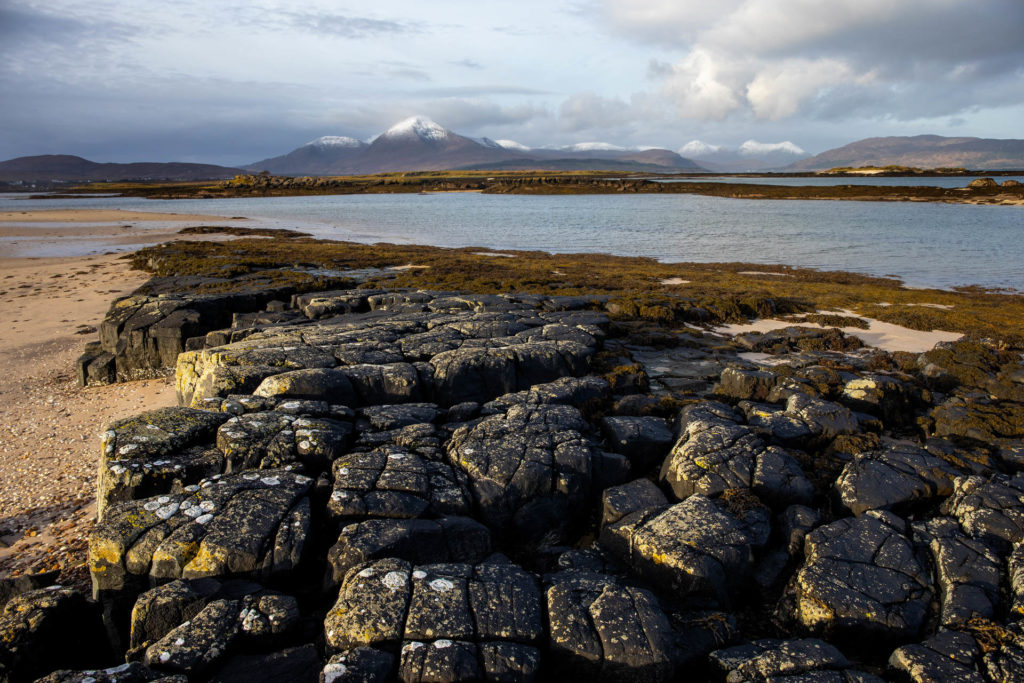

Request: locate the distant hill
(786, 135), (1024, 171)
(0, 155), (242, 184)
(247, 116), (705, 175)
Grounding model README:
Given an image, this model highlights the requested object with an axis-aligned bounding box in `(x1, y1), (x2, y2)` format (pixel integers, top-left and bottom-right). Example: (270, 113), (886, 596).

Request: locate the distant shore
(46, 171), (1024, 205)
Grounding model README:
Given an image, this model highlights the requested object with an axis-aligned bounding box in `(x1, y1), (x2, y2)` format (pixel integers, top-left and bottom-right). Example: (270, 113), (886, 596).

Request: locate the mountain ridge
(247, 116), (705, 175)
(0, 154), (242, 184)
(786, 135), (1024, 171)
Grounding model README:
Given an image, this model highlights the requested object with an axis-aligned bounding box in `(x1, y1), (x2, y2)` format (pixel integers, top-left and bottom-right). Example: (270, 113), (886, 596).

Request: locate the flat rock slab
(90, 469), (313, 598)
(600, 495), (754, 605)
(888, 630), (985, 683)
(324, 559), (543, 681)
(710, 638), (883, 682)
(176, 304), (605, 408)
(779, 510), (933, 641)
(325, 517), (492, 588)
(328, 446), (471, 523)
(944, 473), (1024, 548)
(545, 571), (678, 682)
(660, 401), (812, 506)
(446, 404), (595, 544)
(98, 407), (230, 516)
(835, 442), (959, 516)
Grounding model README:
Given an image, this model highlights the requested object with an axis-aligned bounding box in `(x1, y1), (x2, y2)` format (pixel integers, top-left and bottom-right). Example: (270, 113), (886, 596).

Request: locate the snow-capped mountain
(306, 136), (366, 149)
(679, 139), (809, 172)
(376, 116), (451, 144)
(248, 116), (706, 174)
(493, 139), (530, 151)
(562, 142), (627, 152)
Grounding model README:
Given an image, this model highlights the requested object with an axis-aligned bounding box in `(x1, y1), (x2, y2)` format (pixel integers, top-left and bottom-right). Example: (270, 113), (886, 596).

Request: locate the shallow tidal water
(2, 189), (1022, 291)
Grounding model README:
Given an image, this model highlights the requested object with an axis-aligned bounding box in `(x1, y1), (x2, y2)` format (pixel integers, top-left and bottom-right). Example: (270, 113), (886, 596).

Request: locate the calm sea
(2, 187), (1022, 291)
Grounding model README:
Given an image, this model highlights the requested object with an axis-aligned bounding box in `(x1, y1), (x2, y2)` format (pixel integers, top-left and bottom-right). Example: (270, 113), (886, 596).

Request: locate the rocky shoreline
(3, 261), (1024, 681)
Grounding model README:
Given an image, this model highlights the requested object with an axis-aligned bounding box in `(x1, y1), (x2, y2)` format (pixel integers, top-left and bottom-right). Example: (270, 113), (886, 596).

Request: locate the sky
(1, 0), (1022, 165)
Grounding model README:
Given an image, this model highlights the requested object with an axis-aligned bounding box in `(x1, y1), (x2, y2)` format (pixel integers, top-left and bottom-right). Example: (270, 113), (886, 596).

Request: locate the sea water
(1, 189), (1021, 291)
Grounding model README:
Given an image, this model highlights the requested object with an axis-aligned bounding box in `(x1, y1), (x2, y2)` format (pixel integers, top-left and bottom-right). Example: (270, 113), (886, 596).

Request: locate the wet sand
(0, 209), (236, 223)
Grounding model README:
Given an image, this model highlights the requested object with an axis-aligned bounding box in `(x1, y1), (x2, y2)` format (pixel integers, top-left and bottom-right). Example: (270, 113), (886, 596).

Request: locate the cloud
(738, 140), (806, 156)
(679, 140), (721, 156)
(248, 10), (420, 38)
(597, 0), (1024, 123)
(558, 93), (635, 132)
(415, 86), (552, 97)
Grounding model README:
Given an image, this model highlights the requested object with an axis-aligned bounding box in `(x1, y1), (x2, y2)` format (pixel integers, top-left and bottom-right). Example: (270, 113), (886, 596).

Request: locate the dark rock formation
(25, 286), (1024, 681)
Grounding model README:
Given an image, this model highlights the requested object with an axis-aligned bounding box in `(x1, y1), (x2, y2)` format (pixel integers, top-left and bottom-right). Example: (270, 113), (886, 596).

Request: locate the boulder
(324, 559), (543, 681)
(325, 517), (492, 588)
(546, 572), (677, 681)
(0, 587), (110, 683)
(778, 510), (932, 641)
(446, 404), (595, 545)
(600, 495), (754, 605)
(834, 442), (959, 516)
(660, 402), (812, 506)
(931, 396), (1024, 444)
(888, 630), (985, 683)
(599, 416), (674, 472)
(128, 578), (221, 653)
(327, 446), (471, 523)
(600, 478), (668, 529)
(715, 366), (778, 402)
(90, 470), (313, 600)
(913, 517), (1001, 628)
(943, 473), (1024, 548)
(710, 638), (883, 682)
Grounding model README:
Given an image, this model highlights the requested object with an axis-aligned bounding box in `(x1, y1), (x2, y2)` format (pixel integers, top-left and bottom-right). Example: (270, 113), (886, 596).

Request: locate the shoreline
(1, 220), (1022, 587)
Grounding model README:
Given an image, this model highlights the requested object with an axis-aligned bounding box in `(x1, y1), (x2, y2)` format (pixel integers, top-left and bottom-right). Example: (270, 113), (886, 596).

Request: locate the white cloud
(679, 140), (721, 156)
(598, 0), (1024, 123)
(738, 139), (806, 156)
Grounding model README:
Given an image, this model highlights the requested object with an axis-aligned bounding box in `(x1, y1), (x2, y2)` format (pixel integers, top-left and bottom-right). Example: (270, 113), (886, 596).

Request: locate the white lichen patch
(429, 578), (454, 593)
(434, 639), (453, 649)
(382, 570), (409, 591)
(195, 513), (214, 525)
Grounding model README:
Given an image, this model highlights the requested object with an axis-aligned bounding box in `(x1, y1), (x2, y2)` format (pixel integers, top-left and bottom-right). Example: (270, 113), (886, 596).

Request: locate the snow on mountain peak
(679, 140), (722, 157)
(494, 139), (530, 151)
(739, 140), (806, 156)
(305, 136), (365, 149)
(564, 142), (627, 152)
(383, 116), (450, 142)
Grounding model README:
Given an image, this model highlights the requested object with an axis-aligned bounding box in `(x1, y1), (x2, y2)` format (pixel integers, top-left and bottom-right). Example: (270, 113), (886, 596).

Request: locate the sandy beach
(0, 253), (176, 586)
(0, 210), (237, 586)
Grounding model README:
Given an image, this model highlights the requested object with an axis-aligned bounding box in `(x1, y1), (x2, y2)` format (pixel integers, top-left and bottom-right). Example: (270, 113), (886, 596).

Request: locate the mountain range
(246, 116), (706, 175)
(0, 155), (242, 185)
(786, 135), (1024, 171)
(3, 125), (1024, 186)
